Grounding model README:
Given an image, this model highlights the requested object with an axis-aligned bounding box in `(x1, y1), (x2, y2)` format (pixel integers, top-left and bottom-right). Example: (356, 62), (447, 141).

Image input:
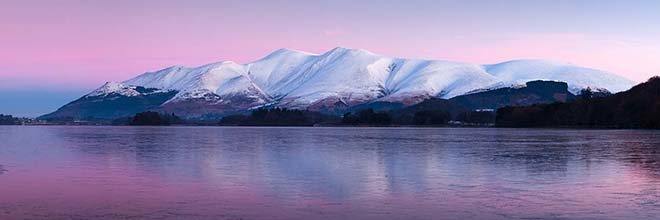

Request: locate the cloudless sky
(1, 0), (659, 116)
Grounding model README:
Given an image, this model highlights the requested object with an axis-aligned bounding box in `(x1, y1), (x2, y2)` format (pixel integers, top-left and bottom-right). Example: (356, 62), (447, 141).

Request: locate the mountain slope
(41, 47), (636, 119)
(38, 82), (177, 120)
(450, 80), (577, 110)
(484, 59), (632, 93)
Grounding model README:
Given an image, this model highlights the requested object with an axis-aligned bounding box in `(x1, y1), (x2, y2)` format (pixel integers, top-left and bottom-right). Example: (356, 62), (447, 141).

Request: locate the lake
(0, 126), (659, 220)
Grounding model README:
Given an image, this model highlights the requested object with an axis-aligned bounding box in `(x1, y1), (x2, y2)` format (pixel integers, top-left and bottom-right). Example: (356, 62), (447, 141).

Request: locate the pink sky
(1, 0), (660, 116)
(2, 0), (659, 88)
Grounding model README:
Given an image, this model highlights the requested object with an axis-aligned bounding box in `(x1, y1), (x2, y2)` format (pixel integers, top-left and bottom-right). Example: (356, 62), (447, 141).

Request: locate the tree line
(214, 106), (495, 127)
(0, 114), (20, 125)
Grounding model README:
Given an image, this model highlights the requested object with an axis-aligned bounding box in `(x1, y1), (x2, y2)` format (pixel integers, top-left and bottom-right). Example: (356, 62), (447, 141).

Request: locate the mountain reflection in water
(0, 126), (658, 220)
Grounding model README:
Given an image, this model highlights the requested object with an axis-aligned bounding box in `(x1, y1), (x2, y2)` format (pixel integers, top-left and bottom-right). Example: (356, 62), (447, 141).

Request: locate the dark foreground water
(0, 126), (659, 220)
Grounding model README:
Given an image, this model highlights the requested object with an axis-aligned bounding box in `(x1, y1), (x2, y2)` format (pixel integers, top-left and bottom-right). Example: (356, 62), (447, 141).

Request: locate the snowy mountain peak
(86, 81), (172, 98)
(87, 82), (140, 97)
(322, 47), (376, 58)
(266, 48), (316, 57)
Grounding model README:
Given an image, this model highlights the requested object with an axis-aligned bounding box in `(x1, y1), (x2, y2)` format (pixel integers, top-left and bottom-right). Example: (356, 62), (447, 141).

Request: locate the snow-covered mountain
(44, 47), (636, 119)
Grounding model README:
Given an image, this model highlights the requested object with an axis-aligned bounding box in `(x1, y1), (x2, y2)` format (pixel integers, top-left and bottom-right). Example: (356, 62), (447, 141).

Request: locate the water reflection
(0, 126), (659, 220)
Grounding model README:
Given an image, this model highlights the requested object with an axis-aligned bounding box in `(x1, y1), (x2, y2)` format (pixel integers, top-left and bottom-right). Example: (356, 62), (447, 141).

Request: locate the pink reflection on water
(0, 126), (659, 220)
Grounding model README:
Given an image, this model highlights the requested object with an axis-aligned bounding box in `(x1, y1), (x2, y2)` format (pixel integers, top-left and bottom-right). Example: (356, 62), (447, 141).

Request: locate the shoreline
(3, 124), (658, 131)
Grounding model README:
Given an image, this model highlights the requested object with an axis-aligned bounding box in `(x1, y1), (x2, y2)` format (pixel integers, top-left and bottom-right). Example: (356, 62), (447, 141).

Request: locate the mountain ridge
(41, 47), (636, 119)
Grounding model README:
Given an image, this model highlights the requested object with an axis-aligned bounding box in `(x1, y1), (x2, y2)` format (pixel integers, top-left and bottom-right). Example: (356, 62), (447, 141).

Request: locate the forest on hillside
(496, 77), (660, 129)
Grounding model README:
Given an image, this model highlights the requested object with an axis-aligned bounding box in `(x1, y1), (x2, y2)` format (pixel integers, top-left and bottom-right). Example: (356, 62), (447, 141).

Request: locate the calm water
(0, 126), (659, 220)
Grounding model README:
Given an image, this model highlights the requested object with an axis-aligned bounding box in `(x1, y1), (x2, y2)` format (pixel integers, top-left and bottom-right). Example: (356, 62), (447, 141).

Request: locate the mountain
(39, 82), (177, 120)
(496, 76), (660, 128)
(450, 80), (577, 110)
(40, 47), (636, 120)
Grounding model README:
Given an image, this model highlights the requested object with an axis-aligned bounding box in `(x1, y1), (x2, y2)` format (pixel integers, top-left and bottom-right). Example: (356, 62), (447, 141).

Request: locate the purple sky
(1, 0), (659, 116)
